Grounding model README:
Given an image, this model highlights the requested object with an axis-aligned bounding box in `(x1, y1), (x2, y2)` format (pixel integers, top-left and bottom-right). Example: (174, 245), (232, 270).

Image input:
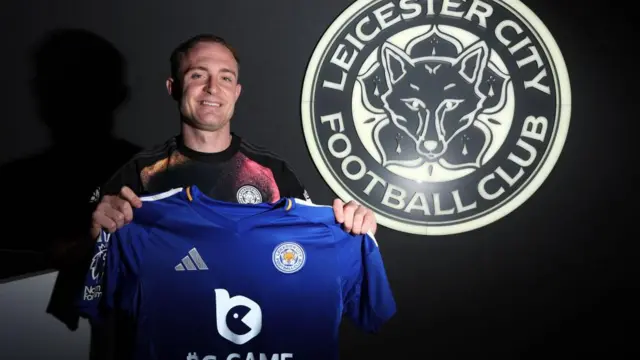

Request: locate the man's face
(168, 41), (241, 132)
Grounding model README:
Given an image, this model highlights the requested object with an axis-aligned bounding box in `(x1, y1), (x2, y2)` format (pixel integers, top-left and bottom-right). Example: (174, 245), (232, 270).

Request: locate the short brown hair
(169, 34), (240, 82)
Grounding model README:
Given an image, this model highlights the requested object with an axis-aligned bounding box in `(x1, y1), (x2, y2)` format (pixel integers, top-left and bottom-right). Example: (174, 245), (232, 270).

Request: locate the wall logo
(301, 0), (571, 235)
(214, 289), (262, 345)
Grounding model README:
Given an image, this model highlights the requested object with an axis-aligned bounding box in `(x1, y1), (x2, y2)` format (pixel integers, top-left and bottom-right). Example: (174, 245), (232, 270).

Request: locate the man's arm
(89, 161), (143, 240)
(274, 160), (311, 201)
(46, 156), (144, 331)
(49, 160), (142, 269)
(75, 229), (121, 324)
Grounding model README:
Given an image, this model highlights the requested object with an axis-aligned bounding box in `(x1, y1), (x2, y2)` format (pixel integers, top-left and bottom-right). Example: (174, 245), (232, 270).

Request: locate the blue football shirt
(77, 185), (396, 360)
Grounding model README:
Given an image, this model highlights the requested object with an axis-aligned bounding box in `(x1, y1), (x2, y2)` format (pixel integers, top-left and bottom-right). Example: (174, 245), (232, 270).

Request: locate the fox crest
(301, 2), (569, 236)
(379, 41), (490, 161)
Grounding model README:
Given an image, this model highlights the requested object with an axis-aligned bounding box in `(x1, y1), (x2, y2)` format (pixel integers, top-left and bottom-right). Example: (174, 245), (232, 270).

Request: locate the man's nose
(206, 79), (219, 93)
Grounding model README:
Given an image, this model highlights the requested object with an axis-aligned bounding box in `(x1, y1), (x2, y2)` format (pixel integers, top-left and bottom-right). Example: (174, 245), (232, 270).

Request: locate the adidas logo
(89, 187), (100, 204)
(175, 248), (209, 271)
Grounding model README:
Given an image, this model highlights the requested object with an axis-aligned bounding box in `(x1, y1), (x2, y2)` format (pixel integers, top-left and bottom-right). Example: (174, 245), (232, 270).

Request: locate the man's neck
(181, 125), (232, 153)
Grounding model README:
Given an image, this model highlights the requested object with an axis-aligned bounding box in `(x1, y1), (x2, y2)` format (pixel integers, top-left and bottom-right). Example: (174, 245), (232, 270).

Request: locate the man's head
(166, 34), (242, 133)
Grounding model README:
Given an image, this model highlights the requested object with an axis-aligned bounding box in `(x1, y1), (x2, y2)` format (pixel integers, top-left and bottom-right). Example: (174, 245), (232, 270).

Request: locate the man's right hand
(90, 186), (142, 240)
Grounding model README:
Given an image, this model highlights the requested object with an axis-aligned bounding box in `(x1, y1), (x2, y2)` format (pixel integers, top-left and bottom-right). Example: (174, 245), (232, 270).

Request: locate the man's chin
(182, 117), (228, 132)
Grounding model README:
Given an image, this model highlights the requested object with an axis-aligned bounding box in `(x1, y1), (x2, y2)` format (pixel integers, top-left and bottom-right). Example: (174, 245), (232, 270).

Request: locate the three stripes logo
(175, 248), (209, 271)
(89, 187), (100, 204)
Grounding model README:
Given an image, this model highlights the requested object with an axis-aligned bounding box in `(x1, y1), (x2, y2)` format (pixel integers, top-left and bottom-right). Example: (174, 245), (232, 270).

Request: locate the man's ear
(166, 77), (180, 100)
(235, 83), (242, 100)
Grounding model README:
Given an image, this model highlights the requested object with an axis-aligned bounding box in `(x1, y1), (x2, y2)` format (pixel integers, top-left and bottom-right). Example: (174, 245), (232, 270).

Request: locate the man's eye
(190, 73), (201, 79)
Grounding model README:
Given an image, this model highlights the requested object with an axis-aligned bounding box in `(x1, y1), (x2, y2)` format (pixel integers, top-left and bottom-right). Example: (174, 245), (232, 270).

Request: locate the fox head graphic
(379, 41), (490, 161)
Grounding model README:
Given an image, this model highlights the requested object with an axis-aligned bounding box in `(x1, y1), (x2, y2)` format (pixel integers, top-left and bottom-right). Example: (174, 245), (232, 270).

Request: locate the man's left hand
(332, 198), (377, 235)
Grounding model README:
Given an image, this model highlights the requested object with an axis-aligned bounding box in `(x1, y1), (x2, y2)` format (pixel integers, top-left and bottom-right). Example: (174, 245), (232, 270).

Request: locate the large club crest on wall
(301, 0), (571, 236)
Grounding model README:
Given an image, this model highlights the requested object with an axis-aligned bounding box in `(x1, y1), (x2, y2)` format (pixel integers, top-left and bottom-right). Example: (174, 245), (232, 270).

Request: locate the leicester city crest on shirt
(272, 242), (306, 274)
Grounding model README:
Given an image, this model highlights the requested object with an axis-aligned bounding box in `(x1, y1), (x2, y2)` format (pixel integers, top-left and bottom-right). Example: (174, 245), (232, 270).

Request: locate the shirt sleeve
(336, 229), (397, 333)
(277, 161), (312, 202)
(96, 160), (144, 200)
(75, 229), (122, 324)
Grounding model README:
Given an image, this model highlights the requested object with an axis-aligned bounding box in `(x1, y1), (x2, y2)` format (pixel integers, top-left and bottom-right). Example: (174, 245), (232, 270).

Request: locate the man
(90, 34), (378, 243)
(80, 34), (381, 360)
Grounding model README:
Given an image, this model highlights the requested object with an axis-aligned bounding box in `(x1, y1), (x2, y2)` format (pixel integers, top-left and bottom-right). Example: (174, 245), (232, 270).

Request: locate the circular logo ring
(301, 0), (571, 236)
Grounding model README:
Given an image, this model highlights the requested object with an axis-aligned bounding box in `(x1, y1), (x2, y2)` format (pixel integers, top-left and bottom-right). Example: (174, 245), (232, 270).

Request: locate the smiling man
(82, 34), (383, 360)
(90, 34), (378, 242)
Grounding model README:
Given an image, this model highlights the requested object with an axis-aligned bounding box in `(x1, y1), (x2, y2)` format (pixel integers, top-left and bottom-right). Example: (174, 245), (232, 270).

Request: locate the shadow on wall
(0, 28), (141, 328)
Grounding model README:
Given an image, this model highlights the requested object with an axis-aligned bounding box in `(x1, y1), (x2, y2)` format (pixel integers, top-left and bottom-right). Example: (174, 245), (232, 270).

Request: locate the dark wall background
(0, 0), (633, 358)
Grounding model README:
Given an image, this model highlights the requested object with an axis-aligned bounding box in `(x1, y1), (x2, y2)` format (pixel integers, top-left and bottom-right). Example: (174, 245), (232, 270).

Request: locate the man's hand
(332, 198), (377, 235)
(90, 186), (142, 239)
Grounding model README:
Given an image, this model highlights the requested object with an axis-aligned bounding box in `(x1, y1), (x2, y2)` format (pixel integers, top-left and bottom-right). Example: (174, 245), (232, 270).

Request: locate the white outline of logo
(300, 0), (571, 236)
